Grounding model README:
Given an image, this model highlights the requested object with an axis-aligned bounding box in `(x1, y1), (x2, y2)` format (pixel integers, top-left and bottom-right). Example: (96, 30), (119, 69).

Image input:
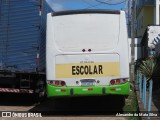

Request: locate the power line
(83, 3), (103, 9)
(83, 0), (127, 9)
(95, 0), (126, 5)
(81, 0), (101, 9)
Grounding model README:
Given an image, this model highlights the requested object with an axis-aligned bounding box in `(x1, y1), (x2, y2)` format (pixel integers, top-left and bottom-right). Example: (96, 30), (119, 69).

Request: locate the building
(135, 0), (160, 37)
(135, 0), (160, 58)
(141, 25), (160, 58)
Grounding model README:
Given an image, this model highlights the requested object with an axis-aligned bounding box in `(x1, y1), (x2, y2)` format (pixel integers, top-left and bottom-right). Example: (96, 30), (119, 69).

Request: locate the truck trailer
(0, 0), (46, 100)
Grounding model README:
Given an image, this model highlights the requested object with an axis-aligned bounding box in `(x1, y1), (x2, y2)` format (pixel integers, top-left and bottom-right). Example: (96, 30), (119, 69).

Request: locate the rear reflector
(61, 89), (66, 92)
(110, 88), (116, 91)
(110, 88), (121, 91)
(88, 88), (93, 91)
(82, 88), (93, 91)
(0, 88), (33, 93)
(55, 89), (66, 92)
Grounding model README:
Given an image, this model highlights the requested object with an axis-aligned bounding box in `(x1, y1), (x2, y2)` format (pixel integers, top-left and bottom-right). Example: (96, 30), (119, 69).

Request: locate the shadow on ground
(152, 89), (160, 112)
(0, 93), (36, 106)
(29, 95), (125, 116)
(0, 93), (125, 116)
(152, 79), (160, 112)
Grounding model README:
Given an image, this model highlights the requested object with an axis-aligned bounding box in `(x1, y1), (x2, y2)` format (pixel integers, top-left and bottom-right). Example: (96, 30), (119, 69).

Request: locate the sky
(46, 0), (126, 12)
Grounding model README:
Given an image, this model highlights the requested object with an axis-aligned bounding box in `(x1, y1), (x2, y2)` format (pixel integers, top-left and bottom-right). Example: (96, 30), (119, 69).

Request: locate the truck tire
(34, 80), (46, 102)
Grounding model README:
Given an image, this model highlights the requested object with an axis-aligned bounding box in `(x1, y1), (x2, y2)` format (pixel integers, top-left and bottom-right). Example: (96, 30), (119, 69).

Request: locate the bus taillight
(123, 79), (127, 83)
(61, 81), (66, 86)
(47, 80), (66, 86)
(110, 78), (128, 85)
(49, 81), (54, 85)
(110, 80), (115, 85)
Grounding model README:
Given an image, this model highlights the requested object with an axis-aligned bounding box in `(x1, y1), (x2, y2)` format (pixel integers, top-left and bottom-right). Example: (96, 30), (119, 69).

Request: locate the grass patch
(123, 88), (141, 120)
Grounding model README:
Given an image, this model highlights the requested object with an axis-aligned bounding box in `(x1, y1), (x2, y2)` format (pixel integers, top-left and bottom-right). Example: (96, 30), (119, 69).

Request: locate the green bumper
(47, 82), (130, 97)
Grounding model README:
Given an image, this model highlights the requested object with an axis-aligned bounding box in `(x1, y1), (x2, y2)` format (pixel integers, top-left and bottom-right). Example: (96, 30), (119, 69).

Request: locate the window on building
(139, 19), (141, 29)
(139, 19), (140, 30)
(141, 16), (143, 28)
(137, 20), (139, 30)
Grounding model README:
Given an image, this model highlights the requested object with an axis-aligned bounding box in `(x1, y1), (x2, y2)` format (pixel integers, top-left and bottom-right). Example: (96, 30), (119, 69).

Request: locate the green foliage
(138, 54), (160, 82)
(123, 89), (140, 120)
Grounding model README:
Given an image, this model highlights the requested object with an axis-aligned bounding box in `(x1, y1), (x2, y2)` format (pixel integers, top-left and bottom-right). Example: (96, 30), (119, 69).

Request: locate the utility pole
(128, 0), (131, 37)
(154, 0), (159, 25)
(131, 0), (135, 87)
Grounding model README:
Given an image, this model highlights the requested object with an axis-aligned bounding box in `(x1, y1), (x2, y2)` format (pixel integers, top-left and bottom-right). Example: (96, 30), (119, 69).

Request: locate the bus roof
(51, 9), (120, 16)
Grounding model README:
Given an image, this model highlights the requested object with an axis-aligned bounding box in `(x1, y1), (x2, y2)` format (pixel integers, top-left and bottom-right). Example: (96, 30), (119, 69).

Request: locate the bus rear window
(52, 13), (120, 52)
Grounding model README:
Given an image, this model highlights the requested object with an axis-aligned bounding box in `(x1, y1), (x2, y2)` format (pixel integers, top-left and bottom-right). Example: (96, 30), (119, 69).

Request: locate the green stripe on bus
(47, 82), (130, 97)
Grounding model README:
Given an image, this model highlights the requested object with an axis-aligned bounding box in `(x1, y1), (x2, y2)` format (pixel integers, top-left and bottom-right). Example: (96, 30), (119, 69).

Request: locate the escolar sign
(72, 65), (103, 75)
(56, 62), (120, 78)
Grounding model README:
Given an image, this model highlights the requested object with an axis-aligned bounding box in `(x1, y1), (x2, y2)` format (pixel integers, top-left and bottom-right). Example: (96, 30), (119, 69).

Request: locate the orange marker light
(55, 81), (60, 86)
(61, 89), (66, 92)
(116, 79), (121, 84)
(88, 88), (93, 91)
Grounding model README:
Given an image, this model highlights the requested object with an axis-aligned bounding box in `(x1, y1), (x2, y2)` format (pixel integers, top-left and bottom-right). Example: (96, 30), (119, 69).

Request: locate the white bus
(40, 9), (130, 97)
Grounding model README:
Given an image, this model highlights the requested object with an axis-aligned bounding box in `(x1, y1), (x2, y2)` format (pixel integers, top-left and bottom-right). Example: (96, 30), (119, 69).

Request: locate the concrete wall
(136, 6), (154, 37)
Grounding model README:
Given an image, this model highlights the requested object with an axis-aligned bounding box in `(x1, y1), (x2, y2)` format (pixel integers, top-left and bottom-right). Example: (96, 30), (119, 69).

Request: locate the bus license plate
(81, 79), (95, 86)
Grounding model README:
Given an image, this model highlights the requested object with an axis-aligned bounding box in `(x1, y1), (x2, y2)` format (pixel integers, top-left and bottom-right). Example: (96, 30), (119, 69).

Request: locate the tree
(138, 54), (160, 82)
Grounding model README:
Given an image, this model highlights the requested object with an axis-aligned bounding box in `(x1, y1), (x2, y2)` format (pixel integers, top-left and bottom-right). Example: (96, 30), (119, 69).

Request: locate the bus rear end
(45, 10), (129, 97)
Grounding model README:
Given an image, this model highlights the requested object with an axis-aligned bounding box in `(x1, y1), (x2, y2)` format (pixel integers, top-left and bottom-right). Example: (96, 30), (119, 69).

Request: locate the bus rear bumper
(47, 82), (130, 97)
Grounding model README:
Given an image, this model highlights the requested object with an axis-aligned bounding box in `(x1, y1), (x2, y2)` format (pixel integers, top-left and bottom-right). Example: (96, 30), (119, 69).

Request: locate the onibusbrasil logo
(1, 112), (42, 117)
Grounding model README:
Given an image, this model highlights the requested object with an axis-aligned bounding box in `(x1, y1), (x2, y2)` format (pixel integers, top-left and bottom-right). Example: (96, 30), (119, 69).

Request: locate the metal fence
(137, 71), (153, 119)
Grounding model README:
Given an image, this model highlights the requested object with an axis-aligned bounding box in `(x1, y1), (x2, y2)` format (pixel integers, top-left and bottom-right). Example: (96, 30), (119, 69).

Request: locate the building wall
(144, 6), (154, 27)
(136, 6), (154, 37)
(135, 0), (160, 37)
(134, 0), (160, 59)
